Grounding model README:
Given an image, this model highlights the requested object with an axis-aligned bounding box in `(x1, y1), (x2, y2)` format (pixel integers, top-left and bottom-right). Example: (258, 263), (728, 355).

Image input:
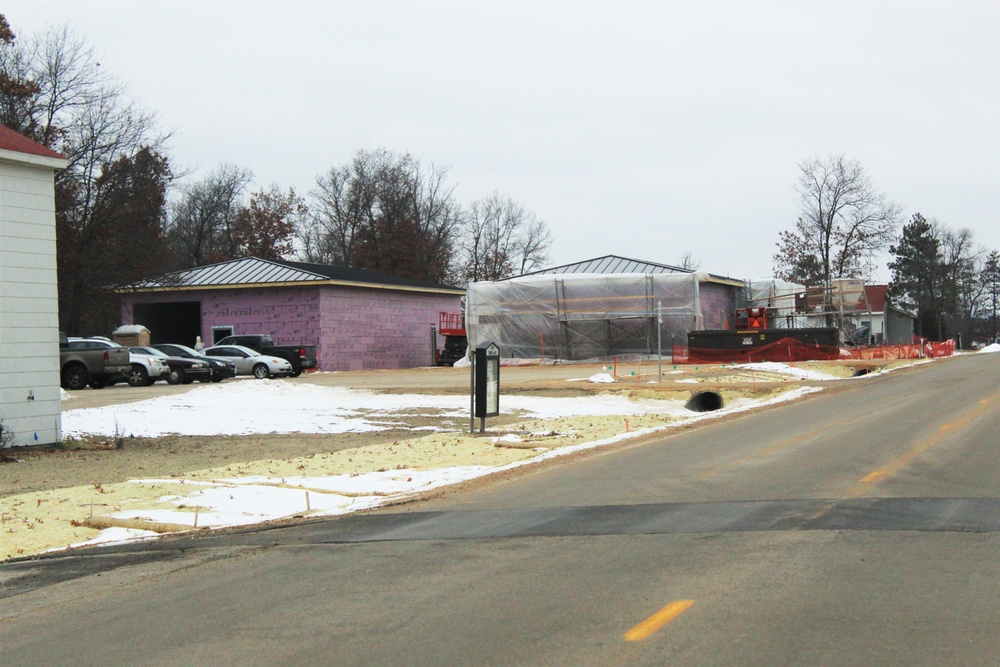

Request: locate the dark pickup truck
(214, 334), (317, 377)
(59, 335), (132, 390)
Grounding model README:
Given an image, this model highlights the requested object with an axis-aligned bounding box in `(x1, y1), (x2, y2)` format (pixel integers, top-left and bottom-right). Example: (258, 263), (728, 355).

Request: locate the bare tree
(0, 18), (170, 334)
(231, 185), (305, 260)
(774, 154), (902, 286)
(938, 224), (984, 345)
(299, 162), (358, 265)
(299, 149), (460, 284)
(166, 164), (253, 268)
(457, 192), (552, 282)
(981, 250), (1000, 343)
(679, 251), (701, 271)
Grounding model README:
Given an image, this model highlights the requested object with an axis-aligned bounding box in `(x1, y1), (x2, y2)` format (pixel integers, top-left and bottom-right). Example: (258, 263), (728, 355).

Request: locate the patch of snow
(63, 526), (160, 550)
(567, 373), (616, 383)
(62, 381), (695, 438)
(978, 343), (1000, 354)
(733, 362), (839, 381)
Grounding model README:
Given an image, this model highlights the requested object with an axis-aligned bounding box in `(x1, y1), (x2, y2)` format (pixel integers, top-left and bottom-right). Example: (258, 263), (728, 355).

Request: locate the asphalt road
(2, 353), (998, 666)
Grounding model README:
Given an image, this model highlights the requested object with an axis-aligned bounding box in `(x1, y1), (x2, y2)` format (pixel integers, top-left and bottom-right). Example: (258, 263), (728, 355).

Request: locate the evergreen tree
(888, 213), (945, 339)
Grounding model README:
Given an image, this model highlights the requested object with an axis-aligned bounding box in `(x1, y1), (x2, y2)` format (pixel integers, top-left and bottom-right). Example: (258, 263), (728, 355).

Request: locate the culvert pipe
(685, 390), (724, 412)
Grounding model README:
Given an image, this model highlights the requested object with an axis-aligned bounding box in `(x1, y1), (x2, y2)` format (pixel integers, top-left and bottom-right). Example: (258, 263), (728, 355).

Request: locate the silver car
(201, 344), (294, 379)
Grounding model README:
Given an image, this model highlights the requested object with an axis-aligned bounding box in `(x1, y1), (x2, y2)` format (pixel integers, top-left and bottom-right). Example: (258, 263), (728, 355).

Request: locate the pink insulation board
(121, 285), (462, 371)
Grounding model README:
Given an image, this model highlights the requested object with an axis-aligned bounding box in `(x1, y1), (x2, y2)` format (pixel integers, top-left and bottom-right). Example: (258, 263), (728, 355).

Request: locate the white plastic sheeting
(744, 278), (806, 329)
(466, 273), (703, 360)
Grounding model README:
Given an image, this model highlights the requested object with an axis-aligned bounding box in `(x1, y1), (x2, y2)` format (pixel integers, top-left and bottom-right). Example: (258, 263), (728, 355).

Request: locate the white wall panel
(0, 154), (63, 446)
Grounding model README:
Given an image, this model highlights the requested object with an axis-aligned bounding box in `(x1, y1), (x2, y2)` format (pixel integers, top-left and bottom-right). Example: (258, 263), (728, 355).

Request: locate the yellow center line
(624, 600), (695, 641)
(854, 391), (1000, 495)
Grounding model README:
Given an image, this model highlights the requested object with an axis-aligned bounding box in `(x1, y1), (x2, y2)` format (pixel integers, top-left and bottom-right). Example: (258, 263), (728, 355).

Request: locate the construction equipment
(437, 312), (468, 365)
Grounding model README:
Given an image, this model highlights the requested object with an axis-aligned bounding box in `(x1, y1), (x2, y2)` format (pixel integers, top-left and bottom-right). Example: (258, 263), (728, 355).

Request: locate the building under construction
(464, 256), (745, 361)
(464, 256), (918, 363)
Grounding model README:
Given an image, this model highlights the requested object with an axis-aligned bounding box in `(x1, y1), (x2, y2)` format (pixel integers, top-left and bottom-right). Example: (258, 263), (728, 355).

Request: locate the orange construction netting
(674, 337), (955, 364)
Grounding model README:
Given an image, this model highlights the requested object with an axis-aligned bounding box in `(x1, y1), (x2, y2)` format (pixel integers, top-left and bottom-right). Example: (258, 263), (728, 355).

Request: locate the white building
(0, 126), (68, 447)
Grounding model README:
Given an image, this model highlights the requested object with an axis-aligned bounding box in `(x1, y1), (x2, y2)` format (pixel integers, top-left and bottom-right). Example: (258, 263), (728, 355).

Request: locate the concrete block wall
(319, 287), (463, 371)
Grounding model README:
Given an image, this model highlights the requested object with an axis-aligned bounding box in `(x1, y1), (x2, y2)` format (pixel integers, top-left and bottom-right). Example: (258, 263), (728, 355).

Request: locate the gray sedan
(201, 344), (294, 379)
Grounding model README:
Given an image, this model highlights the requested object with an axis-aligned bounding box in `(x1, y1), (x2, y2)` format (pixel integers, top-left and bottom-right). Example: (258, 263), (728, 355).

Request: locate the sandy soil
(1, 359), (909, 561)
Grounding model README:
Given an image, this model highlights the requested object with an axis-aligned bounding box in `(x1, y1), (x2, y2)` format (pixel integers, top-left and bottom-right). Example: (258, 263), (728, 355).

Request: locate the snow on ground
(53, 376), (827, 550)
(731, 362), (841, 381)
(62, 380), (697, 438)
(566, 373), (616, 383)
(979, 343), (1000, 354)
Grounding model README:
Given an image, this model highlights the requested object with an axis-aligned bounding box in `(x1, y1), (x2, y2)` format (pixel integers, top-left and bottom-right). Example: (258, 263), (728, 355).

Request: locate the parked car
(201, 344), (294, 379)
(129, 346), (212, 385)
(124, 351), (170, 386)
(60, 335), (132, 390)
(213, 334), (317, 377)
(152, 344), (236, 382)
(843, 325), (872, 348)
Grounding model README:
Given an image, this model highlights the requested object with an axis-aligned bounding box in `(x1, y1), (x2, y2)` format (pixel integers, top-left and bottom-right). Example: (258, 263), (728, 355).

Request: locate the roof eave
(118, 279), (466, 296)
(0, 147), (69, 170)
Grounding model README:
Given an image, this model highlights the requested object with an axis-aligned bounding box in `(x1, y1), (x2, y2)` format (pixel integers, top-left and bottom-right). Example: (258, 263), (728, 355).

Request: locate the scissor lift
(437, 312), (468, 365)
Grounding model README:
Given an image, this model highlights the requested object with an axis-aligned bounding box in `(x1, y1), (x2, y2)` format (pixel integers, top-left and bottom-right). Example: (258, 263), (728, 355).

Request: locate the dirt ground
(1, 358), (908, 560)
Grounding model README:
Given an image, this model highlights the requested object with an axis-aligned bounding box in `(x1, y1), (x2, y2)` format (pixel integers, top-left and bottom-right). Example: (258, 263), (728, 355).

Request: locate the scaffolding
(465, 273), (702, 361)
(743, 278), (874, 337)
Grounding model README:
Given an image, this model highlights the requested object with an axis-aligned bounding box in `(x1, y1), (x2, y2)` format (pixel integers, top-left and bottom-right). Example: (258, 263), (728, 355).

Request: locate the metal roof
(512, 255), (745, 287)
(517, 255), (691, 277)
(124, 257), (465, 294)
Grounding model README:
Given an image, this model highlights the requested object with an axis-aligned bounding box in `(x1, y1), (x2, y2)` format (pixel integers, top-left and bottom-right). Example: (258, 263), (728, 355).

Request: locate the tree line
(773, 154), (998, 345)
(0, 17), (552, 336)
(4, 17), (995, 344)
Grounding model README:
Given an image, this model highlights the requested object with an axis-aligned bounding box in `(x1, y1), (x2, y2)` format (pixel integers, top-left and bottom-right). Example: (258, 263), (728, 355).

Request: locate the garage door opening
(133, 302), (201, 346)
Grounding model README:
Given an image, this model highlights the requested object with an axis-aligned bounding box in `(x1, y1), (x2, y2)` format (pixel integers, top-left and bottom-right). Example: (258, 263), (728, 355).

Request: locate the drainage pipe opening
(685, 390), (724, 412)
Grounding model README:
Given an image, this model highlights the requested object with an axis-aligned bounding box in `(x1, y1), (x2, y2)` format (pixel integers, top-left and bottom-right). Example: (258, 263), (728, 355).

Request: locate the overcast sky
(6, 1), (999, 280)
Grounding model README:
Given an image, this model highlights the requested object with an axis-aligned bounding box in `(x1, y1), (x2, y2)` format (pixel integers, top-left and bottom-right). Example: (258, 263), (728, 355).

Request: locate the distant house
(0, 126), (68, 447)
(843, 285), (915, 345)
(119, 257), (465, 371)
(752, 280), (916, 345)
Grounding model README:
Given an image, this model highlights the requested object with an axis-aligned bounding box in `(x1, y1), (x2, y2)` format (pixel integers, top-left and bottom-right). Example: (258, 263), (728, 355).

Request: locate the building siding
(120, 284), (463, 371)
(318, 286), (460, 371)
(201, 287), (322, 343)
(120, 286), (323, 350)
(0, 159), (62, 446)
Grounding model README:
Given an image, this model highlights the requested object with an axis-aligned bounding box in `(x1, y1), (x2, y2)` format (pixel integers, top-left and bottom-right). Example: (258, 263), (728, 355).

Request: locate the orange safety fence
(674, 337), (955, 364)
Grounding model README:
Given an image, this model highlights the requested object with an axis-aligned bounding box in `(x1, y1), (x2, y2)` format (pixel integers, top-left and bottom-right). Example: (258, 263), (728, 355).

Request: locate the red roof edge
(0, 125), (66, 161)
(864, 284), (888, 312)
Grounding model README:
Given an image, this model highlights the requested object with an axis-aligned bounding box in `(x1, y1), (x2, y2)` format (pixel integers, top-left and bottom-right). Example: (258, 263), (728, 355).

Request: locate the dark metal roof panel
(518, 255), (691, 277)
(124, 257), (465, 293)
